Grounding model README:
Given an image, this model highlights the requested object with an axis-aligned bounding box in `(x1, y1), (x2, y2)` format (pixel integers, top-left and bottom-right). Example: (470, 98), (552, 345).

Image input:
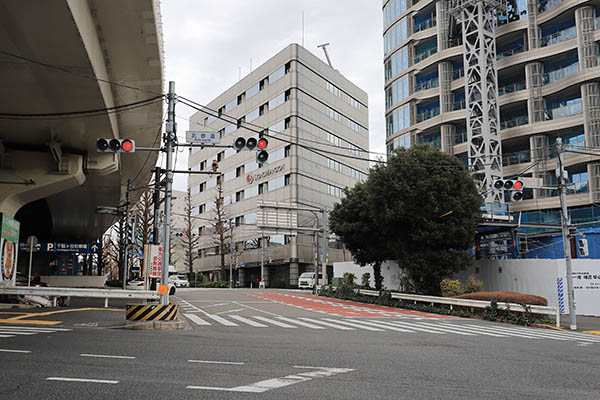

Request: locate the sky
(160, 0), (385, 190)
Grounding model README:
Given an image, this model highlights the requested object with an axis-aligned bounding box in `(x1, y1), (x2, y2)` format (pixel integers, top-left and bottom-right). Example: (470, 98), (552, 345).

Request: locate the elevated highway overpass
(0, 0), (164, 244)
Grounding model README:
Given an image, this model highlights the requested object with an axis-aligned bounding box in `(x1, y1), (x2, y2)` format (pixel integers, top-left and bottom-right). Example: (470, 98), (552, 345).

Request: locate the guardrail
(355, 289), (560, 327)
(0, 287), (159, 308)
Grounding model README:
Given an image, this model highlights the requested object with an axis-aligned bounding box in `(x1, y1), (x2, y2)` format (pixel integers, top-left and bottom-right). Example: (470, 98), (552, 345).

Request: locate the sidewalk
(560, 314), (600, 333)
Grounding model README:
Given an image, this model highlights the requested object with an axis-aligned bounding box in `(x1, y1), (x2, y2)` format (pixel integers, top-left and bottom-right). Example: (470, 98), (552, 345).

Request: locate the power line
(0, 95), (164, 119)
(0, 49), (164, 96)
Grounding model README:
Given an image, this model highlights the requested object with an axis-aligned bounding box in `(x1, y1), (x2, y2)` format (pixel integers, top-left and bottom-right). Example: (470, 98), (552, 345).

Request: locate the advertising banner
(1, 214), (20, 287)
(144, 244), (163, 279)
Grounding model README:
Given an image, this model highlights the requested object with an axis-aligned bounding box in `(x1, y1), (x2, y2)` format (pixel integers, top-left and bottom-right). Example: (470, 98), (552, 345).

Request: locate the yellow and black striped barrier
(126, 304), (178, 321)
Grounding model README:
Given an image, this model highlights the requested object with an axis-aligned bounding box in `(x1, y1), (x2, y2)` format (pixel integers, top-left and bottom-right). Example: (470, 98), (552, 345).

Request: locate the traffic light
(175, 232), (187, 238)
(233, 137), (257, 151)
(256, 137), (268, 163)
(96, 138), (136, 153)
(492, 179), (524, 202)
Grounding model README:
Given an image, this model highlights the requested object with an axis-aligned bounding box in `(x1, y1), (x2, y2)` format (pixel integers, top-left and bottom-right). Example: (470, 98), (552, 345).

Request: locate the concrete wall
(40, 275), (106, 288)
(454, 259), (600, 316)
(333, 261), (403, 290)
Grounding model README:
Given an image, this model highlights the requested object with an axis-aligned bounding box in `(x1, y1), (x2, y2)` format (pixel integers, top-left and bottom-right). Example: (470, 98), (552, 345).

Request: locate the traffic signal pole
(557, 138), (577, 330)
(161, 81), (176, 305)
(122, 179), (131, 290)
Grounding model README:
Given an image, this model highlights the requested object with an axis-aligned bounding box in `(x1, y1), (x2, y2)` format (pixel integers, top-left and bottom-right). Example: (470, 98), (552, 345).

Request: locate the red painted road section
(250, 293), (459, 319)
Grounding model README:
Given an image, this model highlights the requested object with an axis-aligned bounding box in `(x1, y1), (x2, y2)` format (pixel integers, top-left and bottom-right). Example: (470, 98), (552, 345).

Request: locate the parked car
(168, 275), (190, 288)
(15, 272), (48, 287)
(298, 272), (323, 290)
(126, 278), (176, 295)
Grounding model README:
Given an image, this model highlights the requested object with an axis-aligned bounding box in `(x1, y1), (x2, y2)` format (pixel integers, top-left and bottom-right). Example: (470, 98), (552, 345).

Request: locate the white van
(298, 272), (323, 289)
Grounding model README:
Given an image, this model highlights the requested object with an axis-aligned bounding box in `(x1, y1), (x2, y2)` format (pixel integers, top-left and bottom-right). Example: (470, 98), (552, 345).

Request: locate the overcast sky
(161, 0), (385, 190)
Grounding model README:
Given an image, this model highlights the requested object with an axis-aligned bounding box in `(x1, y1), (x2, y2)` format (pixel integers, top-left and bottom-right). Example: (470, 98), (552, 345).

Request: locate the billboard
(1, 214), (20, 287)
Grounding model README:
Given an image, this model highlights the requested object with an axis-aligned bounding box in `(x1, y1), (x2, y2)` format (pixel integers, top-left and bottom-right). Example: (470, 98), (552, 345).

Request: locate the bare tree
(182, 188), (201, 280)
(211, 176), (230, 280)
(136, 189), (154, 244)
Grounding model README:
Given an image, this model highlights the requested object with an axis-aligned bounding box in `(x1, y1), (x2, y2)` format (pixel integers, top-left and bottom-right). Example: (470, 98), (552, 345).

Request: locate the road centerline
(80, 354), (136, 360)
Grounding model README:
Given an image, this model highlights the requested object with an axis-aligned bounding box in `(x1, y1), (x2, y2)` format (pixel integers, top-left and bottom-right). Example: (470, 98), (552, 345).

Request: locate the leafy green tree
(330, 146), (481, 295)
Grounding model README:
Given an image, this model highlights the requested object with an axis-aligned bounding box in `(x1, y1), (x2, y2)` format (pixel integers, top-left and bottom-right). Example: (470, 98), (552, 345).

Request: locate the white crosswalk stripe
(276, 317), (325, 329)
(297, 318), (355, 330)
(180, 314), (600, 344)
(252, 316), (297, 328)
(0, 325), (71, 340)
(229, 315), (268, 327)
(206, 314), (239, 326)
(183, 314), (211, 326)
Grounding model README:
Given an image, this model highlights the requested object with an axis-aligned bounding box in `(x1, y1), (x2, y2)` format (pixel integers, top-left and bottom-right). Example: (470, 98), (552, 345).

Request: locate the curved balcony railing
(453, 68), (465, 80)
(500, 115), (528, 130)
(540, 26), (576, 47)
(545, 100), (582, 120)
(416, 106), (440, 123)
(543, 63), (579, 85)
(414, 47), (437, 64)
(497, 45), (524, 60)
(539, 0), (566, 13)
(452, 100), (466, 111)
(414, 17), (437, 33)
(502, 150), (531, 167)
(415, 77), (439, 92)
(498, 81), (526, 96)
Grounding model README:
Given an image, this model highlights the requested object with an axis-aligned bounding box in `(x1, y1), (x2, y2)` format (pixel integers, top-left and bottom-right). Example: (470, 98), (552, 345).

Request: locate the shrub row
(455, 291), (548, 306)
(319, 284), (552, 326)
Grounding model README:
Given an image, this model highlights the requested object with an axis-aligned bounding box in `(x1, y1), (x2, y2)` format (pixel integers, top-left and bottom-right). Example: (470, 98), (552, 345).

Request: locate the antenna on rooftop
(317, 43), (333, 68)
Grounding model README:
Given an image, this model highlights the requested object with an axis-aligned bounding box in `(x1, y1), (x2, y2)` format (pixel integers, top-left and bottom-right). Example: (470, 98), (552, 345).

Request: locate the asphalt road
(0, 288), (599, 399)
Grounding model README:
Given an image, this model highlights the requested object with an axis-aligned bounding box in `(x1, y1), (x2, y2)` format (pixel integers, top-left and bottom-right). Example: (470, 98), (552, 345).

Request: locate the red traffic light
(121, 139), (134, 152)
(257, 138), (268, 150)
(513, 180), (524, 190)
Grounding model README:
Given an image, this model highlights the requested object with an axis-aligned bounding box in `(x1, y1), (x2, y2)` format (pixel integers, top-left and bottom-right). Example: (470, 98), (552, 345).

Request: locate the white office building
(187, 44), (369, 287)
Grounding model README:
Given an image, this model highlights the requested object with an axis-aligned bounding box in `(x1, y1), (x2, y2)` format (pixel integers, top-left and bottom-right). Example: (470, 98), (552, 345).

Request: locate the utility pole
(260, 233), (265, 288)
(122, 179), (131, 290)
(161, 81), (176, 305)
(557, 138), (577, 330)
(229, 219), (234, 289)
(321, 209), (328, 287)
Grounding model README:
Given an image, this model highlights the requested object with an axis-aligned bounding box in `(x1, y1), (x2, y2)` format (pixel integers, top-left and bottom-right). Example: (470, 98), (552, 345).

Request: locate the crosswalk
(181, 313), (600, 345)
(0, 325), (71, 339)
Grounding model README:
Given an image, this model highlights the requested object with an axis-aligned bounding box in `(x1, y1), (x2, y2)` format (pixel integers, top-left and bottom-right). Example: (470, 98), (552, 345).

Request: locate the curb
(533, 323), (565, 331)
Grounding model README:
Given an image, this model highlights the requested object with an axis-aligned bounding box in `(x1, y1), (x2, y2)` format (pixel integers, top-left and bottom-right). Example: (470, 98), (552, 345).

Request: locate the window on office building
(258, 182), (267, 194)
(284, 117), (291, 129)
(327, 82), (341, 97)
(284, 174), (291, 186)
(236, 190), (244, 202)
(236, 166), (244, 177)
(285, 145), (291, 157)
(259, 103), (268, 116)
(327, 107), (341, 122)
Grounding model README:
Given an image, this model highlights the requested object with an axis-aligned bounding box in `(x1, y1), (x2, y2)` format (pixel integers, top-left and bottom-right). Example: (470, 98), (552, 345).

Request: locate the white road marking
(514, 328), (600, 342)
(229, 315), (268, 327)
(0, 331), (38, 336)
(184, 314), (211, 326)
(206, 314), (239, 326)
(232, 301), (282, 316)
(436, 324), (509, 338)
(463, 325), (545, 340)
(348, 319), (413, 332)
(0, 348), (30, 353)
(370, 320), (446, 334)
(187, 366), (354, 392)
(276, 317), (326, 329)
(80, 354), (136, 360)
(406, 321), (477, 336)
(46, 377), (119, 384)
(252, 316), (297, 328)
(215, 309), (244, 315)
(0, 335), (15, 338)
(0, 326), (70, 331)
(322, 318), (383, 331)
(298, 318), (355, 330)
(188, 360), (245, 365)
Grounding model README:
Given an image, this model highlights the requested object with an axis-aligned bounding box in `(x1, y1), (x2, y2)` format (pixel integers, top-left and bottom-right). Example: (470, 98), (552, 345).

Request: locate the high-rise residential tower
(384, 0), (600, 255)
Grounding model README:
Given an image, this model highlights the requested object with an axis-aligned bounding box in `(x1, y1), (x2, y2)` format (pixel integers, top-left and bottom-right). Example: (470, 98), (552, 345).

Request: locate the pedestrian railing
(354, 288), (560, 327)
(0, 286), (159, 308)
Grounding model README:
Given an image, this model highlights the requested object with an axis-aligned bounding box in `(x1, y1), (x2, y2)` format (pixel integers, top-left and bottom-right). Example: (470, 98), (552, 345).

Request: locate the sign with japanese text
(18, 242), (100, 254)
(145, 244), (163, 279)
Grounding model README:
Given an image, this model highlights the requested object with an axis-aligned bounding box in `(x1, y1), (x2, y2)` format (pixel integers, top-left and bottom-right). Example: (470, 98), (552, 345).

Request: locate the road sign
(144, 244), (163, 278)
(1, 214), (20, 242)
(18, 242), (100, 254)
(186, 130), (220, 145)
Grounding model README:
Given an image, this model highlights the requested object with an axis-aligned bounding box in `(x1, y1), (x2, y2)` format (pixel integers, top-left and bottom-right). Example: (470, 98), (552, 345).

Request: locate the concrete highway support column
(238, 267), (246, 287)
(289, 262), (299, 288)
(0, 150), (85, 217)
